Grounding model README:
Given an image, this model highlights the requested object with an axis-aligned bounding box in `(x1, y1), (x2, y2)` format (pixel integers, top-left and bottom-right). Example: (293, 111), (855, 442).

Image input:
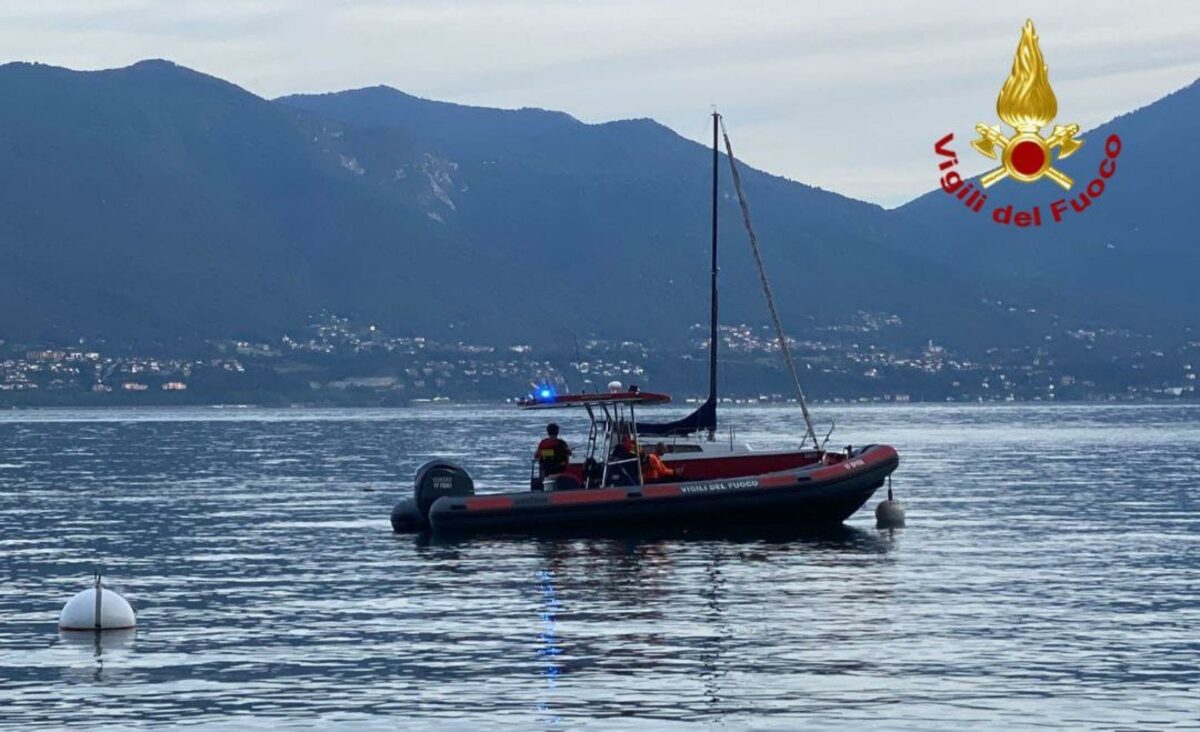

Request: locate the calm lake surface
(1, 404), (1197, 729)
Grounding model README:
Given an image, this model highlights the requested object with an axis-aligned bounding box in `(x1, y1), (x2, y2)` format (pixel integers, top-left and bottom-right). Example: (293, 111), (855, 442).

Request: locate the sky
(1, 0), (1198, 207)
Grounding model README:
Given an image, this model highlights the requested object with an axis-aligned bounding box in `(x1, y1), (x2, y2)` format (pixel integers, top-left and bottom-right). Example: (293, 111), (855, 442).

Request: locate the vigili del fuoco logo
(933, 19), (1123, 227)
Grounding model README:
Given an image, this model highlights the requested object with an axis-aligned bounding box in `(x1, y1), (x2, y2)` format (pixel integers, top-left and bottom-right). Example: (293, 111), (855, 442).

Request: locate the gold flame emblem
(972, 20), (1083, 189)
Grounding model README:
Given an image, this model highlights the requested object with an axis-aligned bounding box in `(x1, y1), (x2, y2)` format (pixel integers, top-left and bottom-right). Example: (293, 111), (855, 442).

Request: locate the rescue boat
(390, 112), (901, 535)
(390, 389), (898, 534)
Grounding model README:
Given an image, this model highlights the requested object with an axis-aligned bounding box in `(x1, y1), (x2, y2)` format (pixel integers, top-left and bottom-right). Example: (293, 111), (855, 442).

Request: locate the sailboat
(390, 113), (900, 534)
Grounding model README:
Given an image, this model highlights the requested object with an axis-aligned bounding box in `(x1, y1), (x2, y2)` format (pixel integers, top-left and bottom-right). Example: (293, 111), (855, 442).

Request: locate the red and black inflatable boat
(390, 439), (898, 534)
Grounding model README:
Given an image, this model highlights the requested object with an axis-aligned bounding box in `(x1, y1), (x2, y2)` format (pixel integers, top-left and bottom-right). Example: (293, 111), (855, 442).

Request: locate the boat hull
(415, 444), (899, 535)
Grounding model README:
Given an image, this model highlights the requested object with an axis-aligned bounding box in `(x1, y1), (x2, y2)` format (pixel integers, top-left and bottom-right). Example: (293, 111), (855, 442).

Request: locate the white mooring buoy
(58, 572), (136, 631)
(875, 477), (906, 529)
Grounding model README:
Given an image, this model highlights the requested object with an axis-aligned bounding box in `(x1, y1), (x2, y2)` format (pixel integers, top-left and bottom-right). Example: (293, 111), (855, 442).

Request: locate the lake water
(1, 404), (1197, 729)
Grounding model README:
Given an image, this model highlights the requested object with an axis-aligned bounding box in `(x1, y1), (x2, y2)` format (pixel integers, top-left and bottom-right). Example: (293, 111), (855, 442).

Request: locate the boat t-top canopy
(519, 388), (669, 489)
(518, 390), (671, 409)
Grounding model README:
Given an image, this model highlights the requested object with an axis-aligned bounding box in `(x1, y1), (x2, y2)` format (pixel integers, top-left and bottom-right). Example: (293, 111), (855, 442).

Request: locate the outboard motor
(390, 460), (475, 532)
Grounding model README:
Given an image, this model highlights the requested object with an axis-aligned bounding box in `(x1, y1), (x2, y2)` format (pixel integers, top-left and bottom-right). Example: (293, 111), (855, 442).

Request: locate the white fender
(875, 499), (906, 529)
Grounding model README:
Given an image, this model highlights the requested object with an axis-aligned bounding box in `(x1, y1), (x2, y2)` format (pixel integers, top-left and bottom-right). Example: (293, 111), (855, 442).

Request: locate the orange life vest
(644, 452), (673, 481)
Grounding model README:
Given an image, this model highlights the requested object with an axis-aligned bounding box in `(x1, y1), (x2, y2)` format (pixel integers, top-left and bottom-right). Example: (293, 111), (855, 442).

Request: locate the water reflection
(57, 629), (137, 682)
(421, 522), (895, 550)
(535, 569), (562, 726)
(504, 524), (902, 722)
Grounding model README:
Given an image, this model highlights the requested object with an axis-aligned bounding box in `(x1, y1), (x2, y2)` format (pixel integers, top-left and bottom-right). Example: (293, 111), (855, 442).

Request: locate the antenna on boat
(718, 116), (820, 449)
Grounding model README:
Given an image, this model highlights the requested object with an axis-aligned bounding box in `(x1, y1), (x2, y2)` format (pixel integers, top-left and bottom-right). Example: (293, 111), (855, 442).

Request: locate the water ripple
(0, 404), (1197, 728)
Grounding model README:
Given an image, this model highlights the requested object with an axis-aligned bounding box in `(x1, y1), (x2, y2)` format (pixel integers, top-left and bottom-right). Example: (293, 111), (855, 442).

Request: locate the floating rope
(719, 116), (820, 449)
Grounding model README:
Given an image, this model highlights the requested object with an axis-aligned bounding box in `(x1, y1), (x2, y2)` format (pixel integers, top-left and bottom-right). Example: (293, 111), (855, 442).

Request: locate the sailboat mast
(632, 112), (721, 440)
(708, 111), (719, 424)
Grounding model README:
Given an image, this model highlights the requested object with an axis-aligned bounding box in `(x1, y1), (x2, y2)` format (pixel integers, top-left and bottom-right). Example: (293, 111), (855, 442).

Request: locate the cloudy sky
(2, 0), (1198, 206)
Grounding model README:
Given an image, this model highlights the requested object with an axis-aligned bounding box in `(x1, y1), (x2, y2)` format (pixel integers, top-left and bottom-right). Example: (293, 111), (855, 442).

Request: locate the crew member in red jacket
(535, 423), (572, 477)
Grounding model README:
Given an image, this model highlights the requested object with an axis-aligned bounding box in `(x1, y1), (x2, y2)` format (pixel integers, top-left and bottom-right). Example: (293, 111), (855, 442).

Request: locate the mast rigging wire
(718, 116), (820, 449)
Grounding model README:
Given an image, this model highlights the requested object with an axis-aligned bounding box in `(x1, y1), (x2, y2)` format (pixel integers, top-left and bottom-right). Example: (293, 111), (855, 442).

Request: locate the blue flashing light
(538, 387), (554, 400)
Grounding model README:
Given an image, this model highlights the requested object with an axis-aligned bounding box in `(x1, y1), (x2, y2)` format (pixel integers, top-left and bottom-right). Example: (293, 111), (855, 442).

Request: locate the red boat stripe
(758, 474), (796, 488)
(466, 496), (514, 511)
(549, 489), (627, 505)
(559, 451), (825, 486)
(643, 484), (682, 498)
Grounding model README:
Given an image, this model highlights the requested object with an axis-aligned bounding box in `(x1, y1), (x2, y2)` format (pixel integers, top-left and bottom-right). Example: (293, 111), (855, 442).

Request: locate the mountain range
(0, 59), (1195, 359)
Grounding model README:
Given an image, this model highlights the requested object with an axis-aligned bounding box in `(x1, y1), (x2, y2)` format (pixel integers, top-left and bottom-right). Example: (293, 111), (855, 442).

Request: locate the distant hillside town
(1, 312), (1194, 406)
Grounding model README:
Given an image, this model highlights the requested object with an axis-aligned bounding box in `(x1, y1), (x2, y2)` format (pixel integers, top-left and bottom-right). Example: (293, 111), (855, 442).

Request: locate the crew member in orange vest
(642, 442), (682, 482)
(535, 423), (572, 477)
